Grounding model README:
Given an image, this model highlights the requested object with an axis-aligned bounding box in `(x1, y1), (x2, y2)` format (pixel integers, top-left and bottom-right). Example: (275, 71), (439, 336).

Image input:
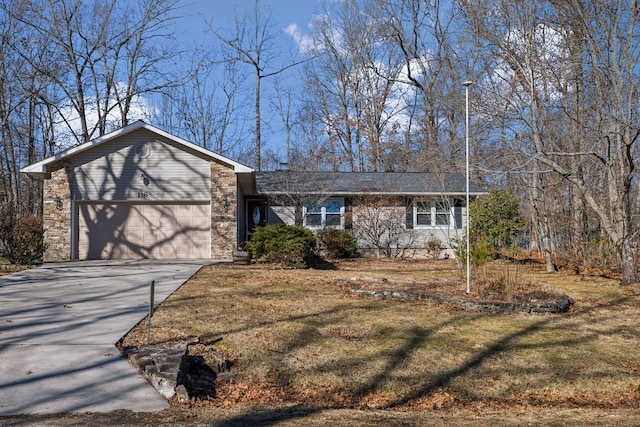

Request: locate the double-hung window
(415, 201), (432, 226)
(435, 201), (450, 226)
(304, 199), (344, 228)
(413, 199), (453, 228)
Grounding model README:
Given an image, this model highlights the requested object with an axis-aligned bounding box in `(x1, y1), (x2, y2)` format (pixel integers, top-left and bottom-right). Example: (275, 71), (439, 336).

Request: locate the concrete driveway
(0, 260), (206, 415)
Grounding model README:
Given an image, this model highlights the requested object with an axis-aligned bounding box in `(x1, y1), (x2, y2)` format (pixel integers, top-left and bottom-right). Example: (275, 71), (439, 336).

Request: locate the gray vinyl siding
(71, 129), (211, 201)
(265, 197), (468, 252)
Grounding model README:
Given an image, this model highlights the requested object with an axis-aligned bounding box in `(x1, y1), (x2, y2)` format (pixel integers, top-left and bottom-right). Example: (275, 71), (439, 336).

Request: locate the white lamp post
(463, 80), (473, 294)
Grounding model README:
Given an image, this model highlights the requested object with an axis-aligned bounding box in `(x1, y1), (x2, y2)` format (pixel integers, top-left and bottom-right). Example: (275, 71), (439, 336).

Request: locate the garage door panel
(78, 202), (211, 260)
(127, 210), (146, 228)
(109, 243), (128, 259)
(190, 233), (210, 247)
(142, 205), (162, 225)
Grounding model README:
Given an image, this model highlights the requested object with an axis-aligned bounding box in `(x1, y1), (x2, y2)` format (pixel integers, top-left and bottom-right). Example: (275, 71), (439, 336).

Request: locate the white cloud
(491, 23), (569, 106)
(284, 23), (316, 55)
(55, 85), (158, 148)
(284, 13), (345, 56)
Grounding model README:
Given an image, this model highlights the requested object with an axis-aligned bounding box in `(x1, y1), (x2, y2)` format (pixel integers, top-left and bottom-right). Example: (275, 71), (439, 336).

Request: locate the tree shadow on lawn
(382, 295), (634, 409)
(308, 257), (338, 270)
(218, 294), (635, 426)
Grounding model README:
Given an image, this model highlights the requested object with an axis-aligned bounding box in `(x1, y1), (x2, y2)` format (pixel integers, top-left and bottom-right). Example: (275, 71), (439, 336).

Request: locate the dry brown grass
(119, 257), (640, 424)
(0, 258), (32, 276)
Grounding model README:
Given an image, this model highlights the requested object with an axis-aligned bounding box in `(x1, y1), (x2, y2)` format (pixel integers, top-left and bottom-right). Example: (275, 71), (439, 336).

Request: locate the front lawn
(116, 258), (640, 424)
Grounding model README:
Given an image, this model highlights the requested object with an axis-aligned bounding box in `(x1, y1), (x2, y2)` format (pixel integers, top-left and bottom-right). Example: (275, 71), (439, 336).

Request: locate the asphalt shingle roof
(255, 171), (486, 196)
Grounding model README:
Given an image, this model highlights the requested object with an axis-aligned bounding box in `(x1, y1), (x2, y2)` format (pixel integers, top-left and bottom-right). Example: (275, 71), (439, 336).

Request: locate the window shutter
(405, 197), (413, 229)
(344, 198), (353, 230)
(454, 199), (463, 229)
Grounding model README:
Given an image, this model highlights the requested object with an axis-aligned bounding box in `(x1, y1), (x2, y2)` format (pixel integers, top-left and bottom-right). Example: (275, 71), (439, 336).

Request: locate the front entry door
(247, 199), (267, 236)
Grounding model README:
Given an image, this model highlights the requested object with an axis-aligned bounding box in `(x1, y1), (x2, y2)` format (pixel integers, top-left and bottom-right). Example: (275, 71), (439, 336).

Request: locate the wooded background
(1, 0), (639, 283)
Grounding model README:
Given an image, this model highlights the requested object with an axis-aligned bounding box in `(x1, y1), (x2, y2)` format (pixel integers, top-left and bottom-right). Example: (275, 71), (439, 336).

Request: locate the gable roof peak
(21, 121), (253, 177)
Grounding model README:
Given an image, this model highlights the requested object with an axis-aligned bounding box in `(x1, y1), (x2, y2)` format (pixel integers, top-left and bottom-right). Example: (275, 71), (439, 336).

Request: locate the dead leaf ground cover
(0, 258), (30, 276)
(114, 258), (640, 424)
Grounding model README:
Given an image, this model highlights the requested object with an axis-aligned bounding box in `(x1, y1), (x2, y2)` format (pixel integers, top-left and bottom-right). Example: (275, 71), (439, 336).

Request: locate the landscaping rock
(0, 264), (34, 272)
(215, 371), (235, 384)
(209, 349), (231, 373)
(339, 279), (574, 314)
(458, 294), (574, 314)
(125, 343), (188, 399)
(176, 384), (190, 404)
(122, 340), (229, 402)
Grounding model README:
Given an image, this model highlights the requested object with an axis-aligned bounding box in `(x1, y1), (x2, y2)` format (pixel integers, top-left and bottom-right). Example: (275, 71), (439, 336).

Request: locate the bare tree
(0, 2), (59, 216)
(0, 7), (23, 214)
(168, 49), (251, 161)
(270, 80), (296, 167)
(463, 0), (640, 284)
(297, 0), (410, 172)
(8, 0), (180, 144)
(379, 0), (472, 172)
(210, 0), (304, 170)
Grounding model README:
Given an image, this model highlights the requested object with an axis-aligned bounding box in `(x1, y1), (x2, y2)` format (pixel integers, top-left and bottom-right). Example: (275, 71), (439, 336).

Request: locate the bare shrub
(425, 235), (443, 259)
(353, 196), (416, 258)
(474, 264), (562, 302)
(0, 214), (46, 264)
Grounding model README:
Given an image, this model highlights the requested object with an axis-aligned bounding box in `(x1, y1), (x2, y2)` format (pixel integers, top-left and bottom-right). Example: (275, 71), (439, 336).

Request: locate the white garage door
(77, 202), (211, 260)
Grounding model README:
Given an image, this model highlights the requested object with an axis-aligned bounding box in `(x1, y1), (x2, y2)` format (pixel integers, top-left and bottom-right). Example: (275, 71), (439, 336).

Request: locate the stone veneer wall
(210, 161), (238, 259)
(42, 162), (72, 261)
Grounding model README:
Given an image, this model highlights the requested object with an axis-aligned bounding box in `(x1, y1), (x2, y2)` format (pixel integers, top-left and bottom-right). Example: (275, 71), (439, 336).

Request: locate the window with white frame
(304, 198), (344, 228)
(414, 199), (453, 228)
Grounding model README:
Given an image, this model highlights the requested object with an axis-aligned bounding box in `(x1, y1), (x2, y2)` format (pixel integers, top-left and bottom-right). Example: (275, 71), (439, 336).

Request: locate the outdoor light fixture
(463, 80), (473, 294)
(222, 195), (230, 211)
(54, 196), (63, 210)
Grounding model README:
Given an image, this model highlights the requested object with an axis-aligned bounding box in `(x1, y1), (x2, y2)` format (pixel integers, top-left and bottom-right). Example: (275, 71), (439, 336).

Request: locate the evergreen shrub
(317, 228), (359, 259)
(247, 224), (317, 268)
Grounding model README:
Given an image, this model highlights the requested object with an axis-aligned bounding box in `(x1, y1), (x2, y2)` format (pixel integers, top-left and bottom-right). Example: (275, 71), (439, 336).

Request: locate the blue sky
(177, 0), (323, 48)
(167, 0), (327, 163)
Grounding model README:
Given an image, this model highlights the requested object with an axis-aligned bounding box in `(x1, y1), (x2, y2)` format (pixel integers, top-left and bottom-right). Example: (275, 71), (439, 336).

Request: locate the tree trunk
(619, 237), (638, 286)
